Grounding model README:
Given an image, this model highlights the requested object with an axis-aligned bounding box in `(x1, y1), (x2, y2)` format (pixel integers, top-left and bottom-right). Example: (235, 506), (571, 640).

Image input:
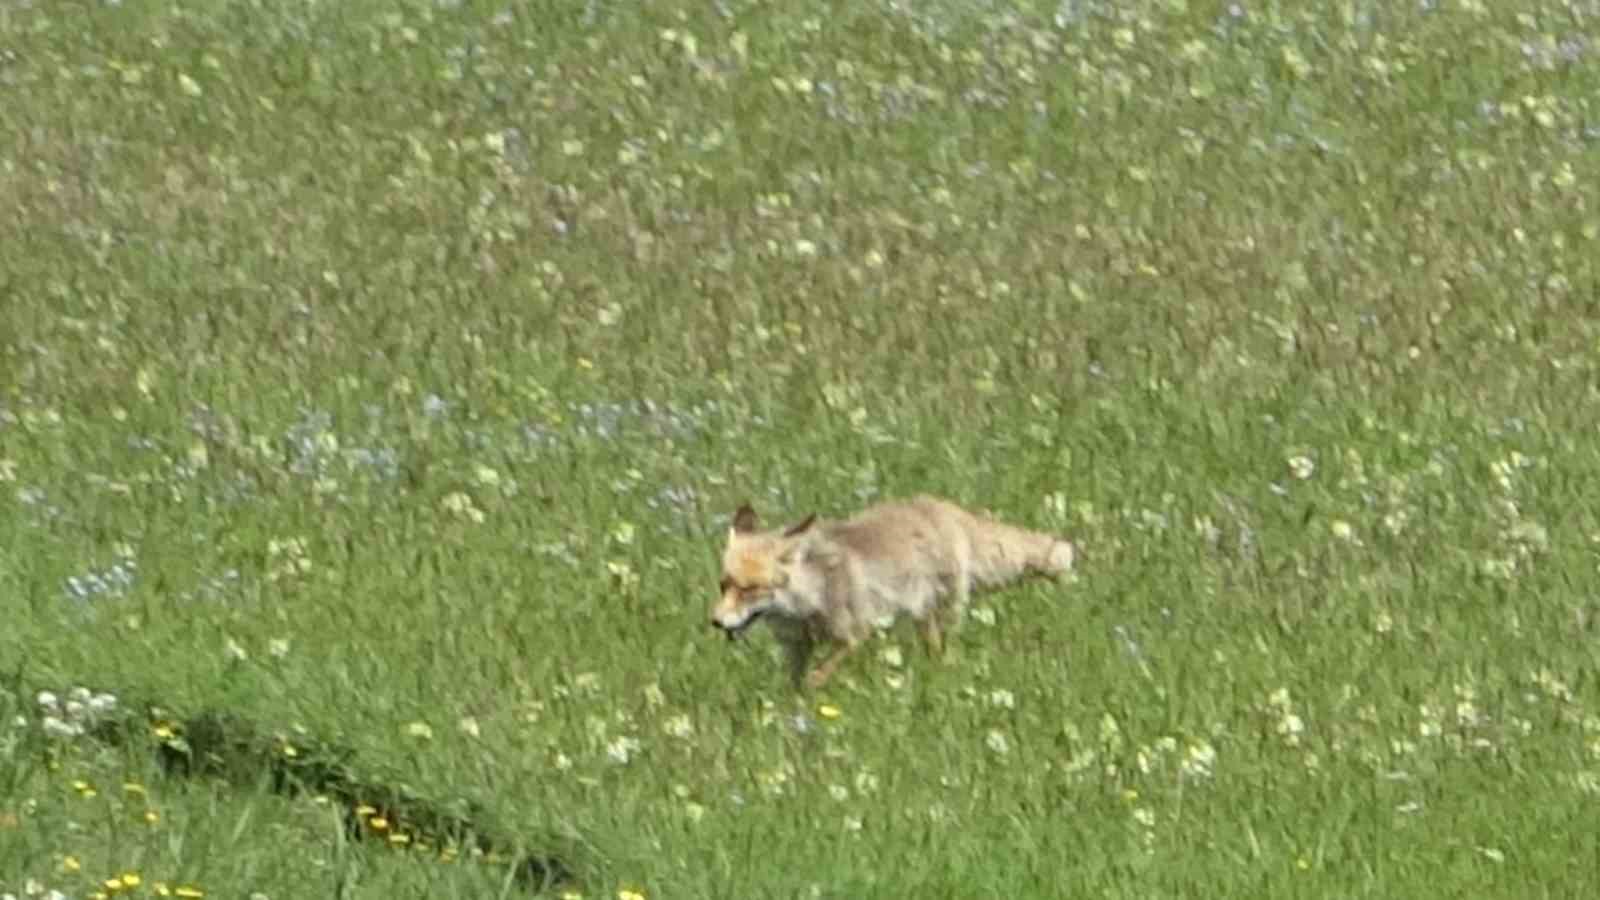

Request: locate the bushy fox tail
(968, 520), (1076, 589)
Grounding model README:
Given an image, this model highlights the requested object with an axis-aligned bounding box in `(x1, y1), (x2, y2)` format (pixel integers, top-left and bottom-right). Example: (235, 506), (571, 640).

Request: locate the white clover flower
(1287, 455), (1315, 480)
(985, 729), (1011, 756)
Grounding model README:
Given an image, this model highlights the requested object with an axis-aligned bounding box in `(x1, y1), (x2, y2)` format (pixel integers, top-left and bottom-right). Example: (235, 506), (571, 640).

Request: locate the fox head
(711, 501), (818, 639)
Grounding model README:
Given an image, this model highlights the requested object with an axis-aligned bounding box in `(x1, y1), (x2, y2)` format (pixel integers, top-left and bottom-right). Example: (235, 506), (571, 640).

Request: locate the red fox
(711, 495), (1077, 690)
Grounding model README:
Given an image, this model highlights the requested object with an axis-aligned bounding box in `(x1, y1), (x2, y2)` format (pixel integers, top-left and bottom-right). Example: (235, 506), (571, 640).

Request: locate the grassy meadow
(4, 0), (1600, 896)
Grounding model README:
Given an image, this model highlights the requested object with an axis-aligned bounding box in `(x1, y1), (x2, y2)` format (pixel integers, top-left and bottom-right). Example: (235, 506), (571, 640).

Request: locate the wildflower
(1287, 455), (1315, 480)
(985, 729), (1011, 755)
(606, 735), (642, 765)
(817, 704), (841, 720)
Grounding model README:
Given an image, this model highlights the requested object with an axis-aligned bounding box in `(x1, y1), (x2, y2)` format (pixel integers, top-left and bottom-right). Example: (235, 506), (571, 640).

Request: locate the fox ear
(783, 513), (817, 538)
(731, 502), (759, 534)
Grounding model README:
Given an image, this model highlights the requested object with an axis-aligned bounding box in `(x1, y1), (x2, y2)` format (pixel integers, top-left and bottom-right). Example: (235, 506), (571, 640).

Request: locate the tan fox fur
(711, 494), (1077, 690)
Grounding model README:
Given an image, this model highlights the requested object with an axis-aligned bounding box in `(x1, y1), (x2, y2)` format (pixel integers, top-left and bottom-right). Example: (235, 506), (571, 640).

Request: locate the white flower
(985, 729), (1011, 755)
(1181, 741), (1217, 779)
(1287, 455), (1315, 480)
(42, 716), (84, 738)
(606, 735), (642, 764)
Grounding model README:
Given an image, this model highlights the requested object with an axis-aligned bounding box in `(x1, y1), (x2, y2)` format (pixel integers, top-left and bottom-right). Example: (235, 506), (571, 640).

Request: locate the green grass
(4, 0), (1600, 896)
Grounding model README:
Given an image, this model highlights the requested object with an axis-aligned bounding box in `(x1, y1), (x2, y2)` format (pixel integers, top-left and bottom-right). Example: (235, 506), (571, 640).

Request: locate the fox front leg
(918, 613), (945, 660)
(805, 638), (860, 690)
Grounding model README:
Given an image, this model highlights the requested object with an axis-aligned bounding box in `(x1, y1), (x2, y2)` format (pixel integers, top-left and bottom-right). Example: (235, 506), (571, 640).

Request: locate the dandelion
(1281, 45), (1312, 78)
(817, 704), (841, 720)
(618, 889), (647, 900)
(1330, 520), (1355, 542)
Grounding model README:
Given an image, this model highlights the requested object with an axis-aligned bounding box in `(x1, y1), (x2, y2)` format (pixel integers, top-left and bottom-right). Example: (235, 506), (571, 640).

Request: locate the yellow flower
(619, 890), (647, 900)
(123, 782), (147, 796)
(121, 873), (143, 888)
(817, 704), (842, 720)
(174, 887), (206, 898)
(388, 832), (412, 846)
(61, 854), (82, 872)
(368, 816), (390, 831)
(145, 809), (161, 824)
